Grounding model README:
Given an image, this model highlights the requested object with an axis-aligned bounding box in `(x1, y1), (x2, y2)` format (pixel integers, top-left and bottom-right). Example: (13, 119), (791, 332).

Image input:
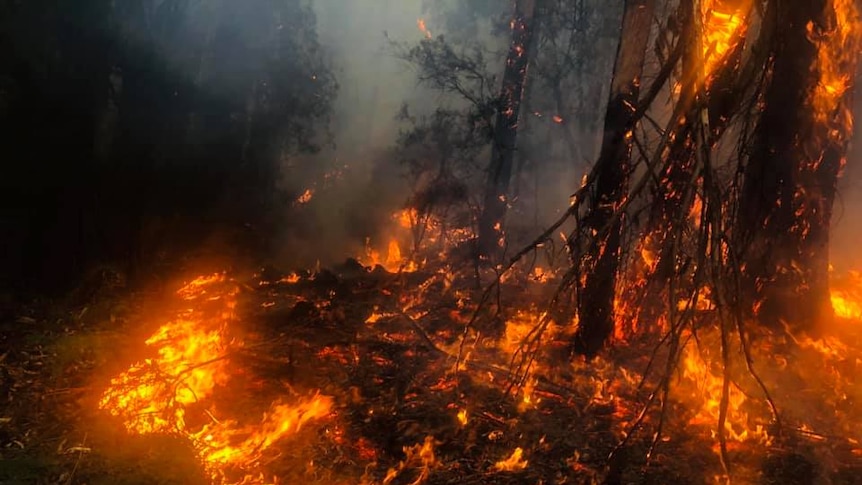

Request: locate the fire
(386, 239), (402, 268)
(296, 188), (314, 204)
(456, 408), (468, 426)
(280, 272), (301, 284)
(396, 208), (417, 228)
(832, 294), (862, 320)
(700, 0), (747, 81)
(417, 18), (432, 39)
(363, 238), (418, 273)
(831, 270), (862, 320)
(499, 310), (557, 357)
(493, 447), (528, 472)
(199, 396), (333, 471)
(382, 436), (439, 485)
(99, 274), (333, 484)
(681, 344), (770, 445)
(809, 0), (861, 125)
(360, 209), (426, 272)
(531, 265), (552, 283)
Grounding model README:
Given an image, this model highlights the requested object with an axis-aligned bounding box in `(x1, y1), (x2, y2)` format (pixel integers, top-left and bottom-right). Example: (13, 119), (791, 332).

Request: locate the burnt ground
(2, 261), (862, 485)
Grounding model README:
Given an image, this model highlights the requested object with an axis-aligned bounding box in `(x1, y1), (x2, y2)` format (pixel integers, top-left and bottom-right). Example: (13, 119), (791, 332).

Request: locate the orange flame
(832, 270), (862, 320)
(700, 0), (747, 81)
(417, 18), (432, 39)
(681, 344), (770, 445)
(296, 188), (314, 204)
(383, 436), (439, 484)
(809, 0), (861, 126)
(99, 274), (333, 484)
(493, 447), (528, 472)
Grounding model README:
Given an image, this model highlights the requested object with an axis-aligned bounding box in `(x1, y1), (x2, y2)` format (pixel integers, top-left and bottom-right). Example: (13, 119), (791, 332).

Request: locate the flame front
(99, 274), (333, 484)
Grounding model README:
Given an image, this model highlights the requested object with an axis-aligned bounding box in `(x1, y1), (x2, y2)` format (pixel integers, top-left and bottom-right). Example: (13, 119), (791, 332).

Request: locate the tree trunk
(572, 0), (655, 357)
(738, 0), (859, 333)
(476, 0), (538, 260)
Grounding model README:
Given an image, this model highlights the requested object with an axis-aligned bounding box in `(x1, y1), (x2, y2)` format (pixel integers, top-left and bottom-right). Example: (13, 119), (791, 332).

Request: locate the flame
(681, 344), (770, 445)
(500, 310), (556, 357)
(363, 238), (418, 273)
(519, 378), (539, 411)
(456, 408), (468, 426)
(279, 272), (301, 284)
(417, 18), (432, 39)
(832, 294), (862, 320)
(386, 240), (402, 268)
(383, 436), (439, 485)
(831, 270), (862, 320)
(99, 274), (333, 484)
(199, 396), (333, 472)
(296, 188), (314, 204)
(493, 447), (528, 472)
(700, 0), (747, 81)
(809, 0), (861, 125)
(360, 209), (424, 272)
(532, 266), (552, 283)
(396, 208), (417, 229)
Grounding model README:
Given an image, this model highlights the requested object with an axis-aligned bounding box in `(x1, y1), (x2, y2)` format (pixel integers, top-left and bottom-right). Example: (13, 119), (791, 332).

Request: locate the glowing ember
(493, 447), (528, 472)
(296, 188), (314, 204)
(99, 274), (333, 484)
(832, 294), (862, 320)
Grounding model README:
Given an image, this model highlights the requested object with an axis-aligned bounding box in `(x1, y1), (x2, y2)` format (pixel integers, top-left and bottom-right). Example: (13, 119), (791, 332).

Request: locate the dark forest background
(0, 0), (336, 294)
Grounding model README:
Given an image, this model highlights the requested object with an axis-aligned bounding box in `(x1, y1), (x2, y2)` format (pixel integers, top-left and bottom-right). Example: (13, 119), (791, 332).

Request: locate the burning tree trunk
(737, 0), (860, 332)
(571, 0), (655, 357)
(476, 0), (537, 260)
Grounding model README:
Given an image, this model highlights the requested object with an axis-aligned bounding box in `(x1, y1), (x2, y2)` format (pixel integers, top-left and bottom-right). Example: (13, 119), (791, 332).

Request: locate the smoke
(267, 0), (626, 269)
(269, 0), (430, 268)
(831, 107), (862, 270)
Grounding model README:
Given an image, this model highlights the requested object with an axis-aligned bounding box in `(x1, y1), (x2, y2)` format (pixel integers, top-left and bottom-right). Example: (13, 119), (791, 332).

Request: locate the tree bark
(572, 0), (655, 357)
(476, 0), (538, 260)
(738, 0), (858, 333)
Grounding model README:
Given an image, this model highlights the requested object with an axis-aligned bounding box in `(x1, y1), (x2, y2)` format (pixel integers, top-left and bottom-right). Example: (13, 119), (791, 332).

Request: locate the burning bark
(570, 0), (656, 357)
(737, 0), (860, 333)
(477, 0), (538, 260)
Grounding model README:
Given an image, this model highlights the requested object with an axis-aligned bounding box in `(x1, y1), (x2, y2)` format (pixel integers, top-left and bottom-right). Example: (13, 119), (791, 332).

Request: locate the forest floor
(2, 261), (862, 484)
